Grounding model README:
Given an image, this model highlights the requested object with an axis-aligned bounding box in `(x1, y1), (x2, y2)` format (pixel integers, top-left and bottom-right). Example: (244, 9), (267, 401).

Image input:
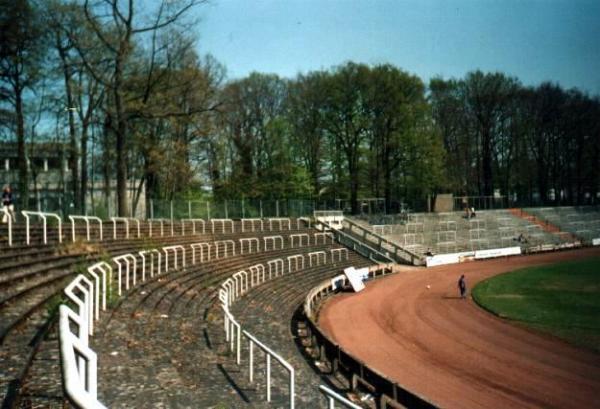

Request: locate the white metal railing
(212, 218), (234, 233)
(287, 254), (305, 272)
(215, 240), (236, 258)
(110, 217), (141, 239)
(22, 210), (62, 245)
(163, 245), (186, 271)
(148, 218), (169, 237)
(242, 218), (264, 232)
(264, 235), (284, 251)
(59, 305), (107, 409)
(245, 329), (295, 408)
(69, 215), (103, 242)
(2, 206), (12, 246)
(269, 217), (291, 231)
(138, 249), (162, 280)
(314, 232), (334, 245)
(268, 258), (284, 279)
(191, 242), (212, 263)
(319, 385), (362, 409)
(330, 247), (349, 262)
(64, 274), (94, 336)
(290, 233), (310, 248)
(181, 218), (206, 235)
(240, 237), (260, 254)
(249, 264), (266, 287)
(113, 254), (137, 295)
(87, 262), (112, 312)
(308, 251), (327, 267)
(297, 217), (311, 229)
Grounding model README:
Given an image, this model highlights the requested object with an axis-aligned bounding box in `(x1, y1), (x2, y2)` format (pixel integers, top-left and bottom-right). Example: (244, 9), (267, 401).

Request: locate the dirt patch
(319, 247), (600, 409)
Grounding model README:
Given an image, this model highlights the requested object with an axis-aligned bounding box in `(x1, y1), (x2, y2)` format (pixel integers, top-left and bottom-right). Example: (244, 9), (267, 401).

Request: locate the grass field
(472, 257), (600, 352)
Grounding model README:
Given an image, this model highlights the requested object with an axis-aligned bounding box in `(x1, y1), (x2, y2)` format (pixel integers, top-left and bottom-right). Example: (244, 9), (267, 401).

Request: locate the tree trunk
(114, 55), (129, 216)
(15, 82), (28, 209)
(80, 123), (89, 213)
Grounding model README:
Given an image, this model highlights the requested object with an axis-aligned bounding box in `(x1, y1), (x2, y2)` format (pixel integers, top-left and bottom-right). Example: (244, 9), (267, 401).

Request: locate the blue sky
(192, 0), (600, 93)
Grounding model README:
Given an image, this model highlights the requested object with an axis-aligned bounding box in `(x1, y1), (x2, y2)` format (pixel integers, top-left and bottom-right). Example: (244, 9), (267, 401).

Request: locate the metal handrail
(21, 210), (62, 245)
(211, 218), (234, 233)
(342, 218), (422, 265)
(241, 218), (264, 232)
(69, 215), (103, 242)
(162, 245), (186, 271)
(181, 218), (206, 235)
(319, 385), (362, 409)
(268, 217), (291, 231)
(113, 254), (137, 295)
(2, 206), (12, 246)
(263, 235), (284, 250)
(58, 306), (107, 409)
(110, 217), (140, 239)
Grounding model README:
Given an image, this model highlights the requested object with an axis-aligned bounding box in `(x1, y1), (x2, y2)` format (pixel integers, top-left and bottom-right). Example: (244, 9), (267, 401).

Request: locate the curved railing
(304, 265), (437, 409)
(56, 219), (316, 408)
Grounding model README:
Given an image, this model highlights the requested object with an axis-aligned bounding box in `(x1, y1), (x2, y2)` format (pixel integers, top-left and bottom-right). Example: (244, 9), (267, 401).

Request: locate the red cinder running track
(319, 247), (600, 409)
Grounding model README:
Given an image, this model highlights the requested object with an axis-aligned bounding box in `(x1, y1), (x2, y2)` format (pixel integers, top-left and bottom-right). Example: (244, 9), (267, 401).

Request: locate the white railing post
(22, 211), (62, 245)
(2, 206), (12, 246)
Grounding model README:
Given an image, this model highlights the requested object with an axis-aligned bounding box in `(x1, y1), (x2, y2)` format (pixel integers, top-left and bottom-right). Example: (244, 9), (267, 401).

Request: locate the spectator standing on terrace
(458, 274), (467, 299)
(2, 185), (15, 223)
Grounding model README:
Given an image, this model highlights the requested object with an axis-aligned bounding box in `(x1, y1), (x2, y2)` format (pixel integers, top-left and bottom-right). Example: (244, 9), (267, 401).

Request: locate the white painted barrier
(290, 233), (310, 248)
(58, 306), (107, 409)
(308, 251), (327, 266)
(264, 235), (284, 251)
(148, 218), (168, 237)
(330, 248), (349, 262)
(163, 245), (186, 271)
(319, 385), (362, 409)
(110, 217), (140, 239)
(268, 258), (284, 278)
(113, 254), (137, 295)
(138, 249), (162, 280)
(314, 232), (334, 245)
(212, 218), (234, 233)
(215, 240), (236, 258)
(287, 254), (305, 272)
(22, 211), (62, 245)
(190, 242), (211, 263)
(269, 217), (291, 231)
(242, 218), (264, 232)
(2, 206), (12, 246)
(87, 262), (112, 313)
(240, 237), (260, 254)
(181, 218), (206, 235)
(69, 215), (103, 242)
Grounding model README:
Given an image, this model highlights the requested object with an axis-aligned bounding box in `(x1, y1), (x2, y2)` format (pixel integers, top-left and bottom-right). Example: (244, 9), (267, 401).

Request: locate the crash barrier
(341, 218), (422, 265)
(110, 217), (141, 239)
(58, 231), (339, 408)
(181, 218), (206, 235)
(304, 265), (437, 409)
(22, 211), (62, 245)
(69, 215), (103, 242)
(8, 213), (313, 247)
(2, 206), (12, 246)
(219, 247), (358, 408)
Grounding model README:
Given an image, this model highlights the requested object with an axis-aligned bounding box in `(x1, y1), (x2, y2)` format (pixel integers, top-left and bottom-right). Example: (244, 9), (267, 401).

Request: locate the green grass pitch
(472, 257), (600, 352)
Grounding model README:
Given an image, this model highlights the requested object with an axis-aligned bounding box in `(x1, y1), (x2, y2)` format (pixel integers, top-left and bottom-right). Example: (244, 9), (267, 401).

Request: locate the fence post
(206, 201), (210, 220)
(150, 199), (154, 219)
(188, 200), (192, 219)
(242, 199), (245, 218)
(260, 200), (263, 218)
(276, 200), (279, 217)
(225, 200), (228, 219)
(170, 201), (174, 221)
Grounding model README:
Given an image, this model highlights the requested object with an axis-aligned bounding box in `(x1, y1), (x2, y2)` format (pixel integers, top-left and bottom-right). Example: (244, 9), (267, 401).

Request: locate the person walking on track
(458, 274), (467, 299)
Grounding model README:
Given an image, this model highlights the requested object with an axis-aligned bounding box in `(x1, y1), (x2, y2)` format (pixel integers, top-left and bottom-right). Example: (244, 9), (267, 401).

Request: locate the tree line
(1, 0), (599, 216)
